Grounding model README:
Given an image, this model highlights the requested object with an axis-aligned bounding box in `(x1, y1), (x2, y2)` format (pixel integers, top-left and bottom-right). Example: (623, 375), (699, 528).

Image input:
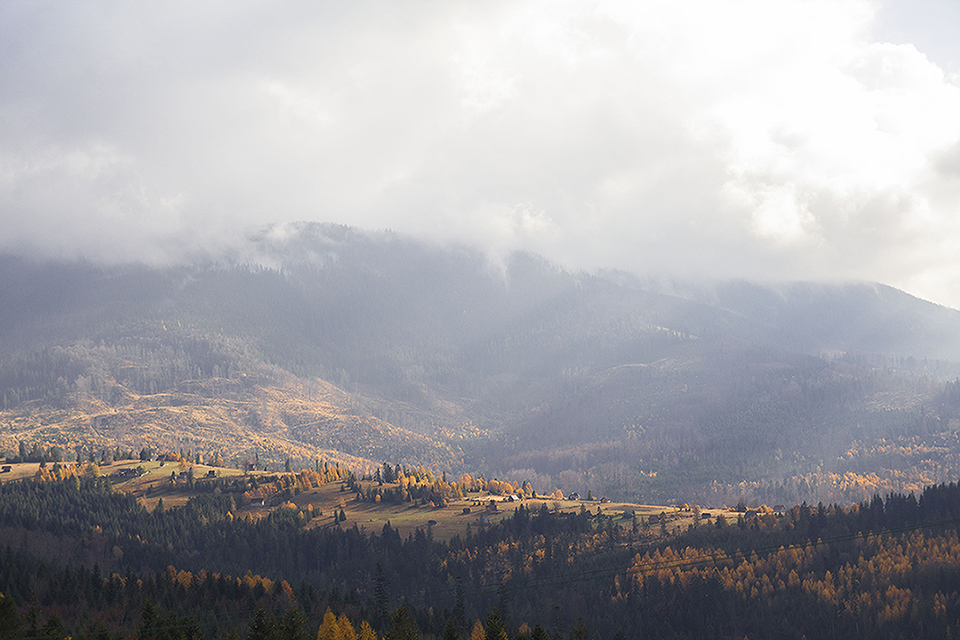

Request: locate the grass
(0, 460), (712, 537)
(0, 462), (43, 482)
(287, 482), (695, 541)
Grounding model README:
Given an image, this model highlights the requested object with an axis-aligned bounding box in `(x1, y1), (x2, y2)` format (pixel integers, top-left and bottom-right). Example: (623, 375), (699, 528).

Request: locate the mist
(3, 1), (960, 307)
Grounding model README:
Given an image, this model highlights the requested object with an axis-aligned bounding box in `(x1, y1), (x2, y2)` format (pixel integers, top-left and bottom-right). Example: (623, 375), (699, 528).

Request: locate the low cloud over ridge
(2, 1), (960, 307)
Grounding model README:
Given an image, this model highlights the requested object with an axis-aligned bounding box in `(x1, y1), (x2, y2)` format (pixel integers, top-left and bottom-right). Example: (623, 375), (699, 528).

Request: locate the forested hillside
(2, 223), (960, 504)
(2, 473), (960, 638)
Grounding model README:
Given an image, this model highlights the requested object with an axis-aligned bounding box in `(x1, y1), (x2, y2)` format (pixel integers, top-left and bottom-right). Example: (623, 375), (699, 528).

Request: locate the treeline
(4, 441), (145, 465)
(4, 440), (70, 464)
(354, 464), (555, 507)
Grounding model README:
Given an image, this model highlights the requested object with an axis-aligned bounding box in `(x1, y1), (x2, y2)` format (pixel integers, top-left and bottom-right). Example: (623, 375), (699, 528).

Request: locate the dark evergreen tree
(385, 606), (418, 640)
(441, 618), (460, 640)
(483, 609), (508, 640)
(0, 593), (19, 640)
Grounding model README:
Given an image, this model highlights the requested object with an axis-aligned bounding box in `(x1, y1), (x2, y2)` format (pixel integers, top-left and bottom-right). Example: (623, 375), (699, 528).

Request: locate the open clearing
(1, 461), (724, 537)
(284, 482), (710, 541)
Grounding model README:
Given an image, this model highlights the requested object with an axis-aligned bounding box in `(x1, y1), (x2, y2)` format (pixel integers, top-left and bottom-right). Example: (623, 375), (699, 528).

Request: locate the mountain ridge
(2, 222), (960, 504)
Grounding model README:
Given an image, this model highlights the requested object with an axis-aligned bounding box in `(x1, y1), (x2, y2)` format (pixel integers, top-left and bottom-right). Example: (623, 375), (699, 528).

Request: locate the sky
(3, 1), (960, 308)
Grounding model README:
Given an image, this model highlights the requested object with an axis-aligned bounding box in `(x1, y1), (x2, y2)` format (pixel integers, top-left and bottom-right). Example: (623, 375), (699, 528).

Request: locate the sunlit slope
(0, 365), (466, 470)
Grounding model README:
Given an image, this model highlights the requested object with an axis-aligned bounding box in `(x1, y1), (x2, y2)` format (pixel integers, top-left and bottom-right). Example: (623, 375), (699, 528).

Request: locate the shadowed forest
(3, 472), (960, 638)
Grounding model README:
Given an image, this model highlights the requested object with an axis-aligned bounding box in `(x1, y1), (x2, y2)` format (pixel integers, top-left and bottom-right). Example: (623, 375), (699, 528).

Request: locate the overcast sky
(3, 1), (960, 308)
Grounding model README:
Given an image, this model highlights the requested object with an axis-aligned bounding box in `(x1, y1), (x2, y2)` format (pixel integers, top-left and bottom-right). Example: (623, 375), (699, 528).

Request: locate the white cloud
(2, 0), (960, 306)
